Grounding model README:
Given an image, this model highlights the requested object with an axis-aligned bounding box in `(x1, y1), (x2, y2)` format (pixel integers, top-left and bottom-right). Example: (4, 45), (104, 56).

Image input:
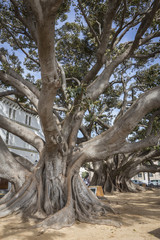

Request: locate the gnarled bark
(90, 150), (160, 193)
(0, 147), (119, 229)
(0, 0), (160, 231)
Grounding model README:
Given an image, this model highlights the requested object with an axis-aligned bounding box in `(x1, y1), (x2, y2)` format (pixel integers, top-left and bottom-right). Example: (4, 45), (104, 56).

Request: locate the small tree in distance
(0, 0), (160, 229)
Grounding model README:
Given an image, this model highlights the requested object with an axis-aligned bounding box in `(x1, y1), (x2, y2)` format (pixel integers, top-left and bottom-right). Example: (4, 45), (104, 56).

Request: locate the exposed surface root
(0, 171), (120, 230)
(0, 178), (37, 217)
(72, 175), (120, 227)
(0, 187), (15, 205)
(31, 174), (120, 230)
(36, 200), (75, 230)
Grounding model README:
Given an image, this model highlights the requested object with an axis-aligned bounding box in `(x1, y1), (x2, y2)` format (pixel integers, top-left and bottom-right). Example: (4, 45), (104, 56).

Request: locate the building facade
(0, 91), (43, 164)
(132, 165), (160, 185)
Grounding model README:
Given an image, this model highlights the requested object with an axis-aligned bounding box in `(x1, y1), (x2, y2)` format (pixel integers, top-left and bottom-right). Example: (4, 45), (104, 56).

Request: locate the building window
(6, 132), (9, 144)
(13, 109), (16, 120)
(8, 108), (12, 118)
(138, 173), (142, 177)
(29, 116), (31, 126)
(149, 173), (153, 177)
(8, 108), (16, 120)
(25, 115), (28, 124)
(25, 115), (32, 126)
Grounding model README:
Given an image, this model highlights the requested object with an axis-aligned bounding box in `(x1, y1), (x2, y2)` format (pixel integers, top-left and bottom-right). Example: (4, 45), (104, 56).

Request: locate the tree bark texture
(90, 151), (160, 193)
(1, 0), (160, 231)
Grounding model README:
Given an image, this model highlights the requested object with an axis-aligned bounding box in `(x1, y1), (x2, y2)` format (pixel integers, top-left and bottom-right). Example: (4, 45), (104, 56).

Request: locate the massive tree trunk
(0, 145), (119, 229)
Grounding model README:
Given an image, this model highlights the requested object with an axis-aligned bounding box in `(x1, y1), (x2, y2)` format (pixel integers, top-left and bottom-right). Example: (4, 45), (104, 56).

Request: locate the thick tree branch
(79, 126), (91, 141)
(129, 0), (160, 55)
(62, 0), (159, 146)
(0, 51), (40, 99)
(28, 0), (65, 147)
(140, 164), (160, 173)
(139, 32), (160, 46)
(79, 87), (160, 160)
(120, 133), (160, 154)
(53, 105), (68, 112)
(0, 90), (23, 98)
(57, 61), (68, 102)
(68, 111), (84, 150)
(66, 78), (81, 86)
(0, 114), (44, 153)
(12, 153), (34, 172)
(86, 45), (131, 100)
(82, 0), (122, 85)
(95, 117), (110, 130)
(87, 1), (160, 101)
(28, 0), (63, 23)
(146, 109), (160, 136)
(132, 163), (160, 178)
(0, 136), (29, 190)
(0, 71), (39, 109)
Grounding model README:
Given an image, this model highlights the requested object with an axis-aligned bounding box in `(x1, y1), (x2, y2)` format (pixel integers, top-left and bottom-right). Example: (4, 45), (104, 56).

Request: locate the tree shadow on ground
(0, 215), (66, 240)
(0, 189), (159, 239)
(149, 228), (160, 239)
(104, 189), (160, 226)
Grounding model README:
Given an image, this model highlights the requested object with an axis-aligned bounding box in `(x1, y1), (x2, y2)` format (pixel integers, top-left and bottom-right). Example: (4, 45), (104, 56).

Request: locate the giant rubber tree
(0, 0), (160, 229)
(89, 64), (160, 193)
(89, 149), (160, 193)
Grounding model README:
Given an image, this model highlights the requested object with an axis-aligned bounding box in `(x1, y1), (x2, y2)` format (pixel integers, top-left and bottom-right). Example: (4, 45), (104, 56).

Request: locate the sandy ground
(0, 189), (159, 240)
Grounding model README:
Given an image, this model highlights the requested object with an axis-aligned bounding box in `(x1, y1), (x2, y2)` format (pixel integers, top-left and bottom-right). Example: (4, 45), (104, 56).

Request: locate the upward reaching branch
(27, 1), (63, 142)
(130, 0), (160, 54)
(82, 0), (122, 85)
(77, 0), (100, 45)
(0, 51), (40, 99)
(79, 87), (160, 161)
(0, 0), (160, 230)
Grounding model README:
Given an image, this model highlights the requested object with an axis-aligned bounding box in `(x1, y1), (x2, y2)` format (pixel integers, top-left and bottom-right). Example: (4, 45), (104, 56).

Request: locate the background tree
(89, 149), (160, 193)
(0, 0), (160, 230)
(88, 64), (160, 193)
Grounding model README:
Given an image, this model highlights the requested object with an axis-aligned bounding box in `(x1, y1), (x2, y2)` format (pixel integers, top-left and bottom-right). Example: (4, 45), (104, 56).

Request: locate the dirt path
(0, 189), (159, 240)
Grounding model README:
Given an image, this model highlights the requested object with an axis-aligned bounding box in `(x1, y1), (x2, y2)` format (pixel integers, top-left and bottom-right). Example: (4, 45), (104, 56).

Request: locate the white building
(0, 91), (43, 164)
(132, 170), (160, 185)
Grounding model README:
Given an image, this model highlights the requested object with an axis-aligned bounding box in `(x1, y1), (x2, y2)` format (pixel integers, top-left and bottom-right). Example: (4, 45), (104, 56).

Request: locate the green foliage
(136, 64), (160, 89)
(0, 48), (23, 75)
(56, 0), (72, 23)
(0, 0), (160, 143)
(81, 171), (89, 179)
(56, 22), (95, 81)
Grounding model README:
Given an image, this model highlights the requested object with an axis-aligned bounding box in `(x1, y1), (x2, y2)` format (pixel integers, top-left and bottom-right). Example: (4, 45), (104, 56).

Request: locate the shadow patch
(149, 228), (160, 239)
